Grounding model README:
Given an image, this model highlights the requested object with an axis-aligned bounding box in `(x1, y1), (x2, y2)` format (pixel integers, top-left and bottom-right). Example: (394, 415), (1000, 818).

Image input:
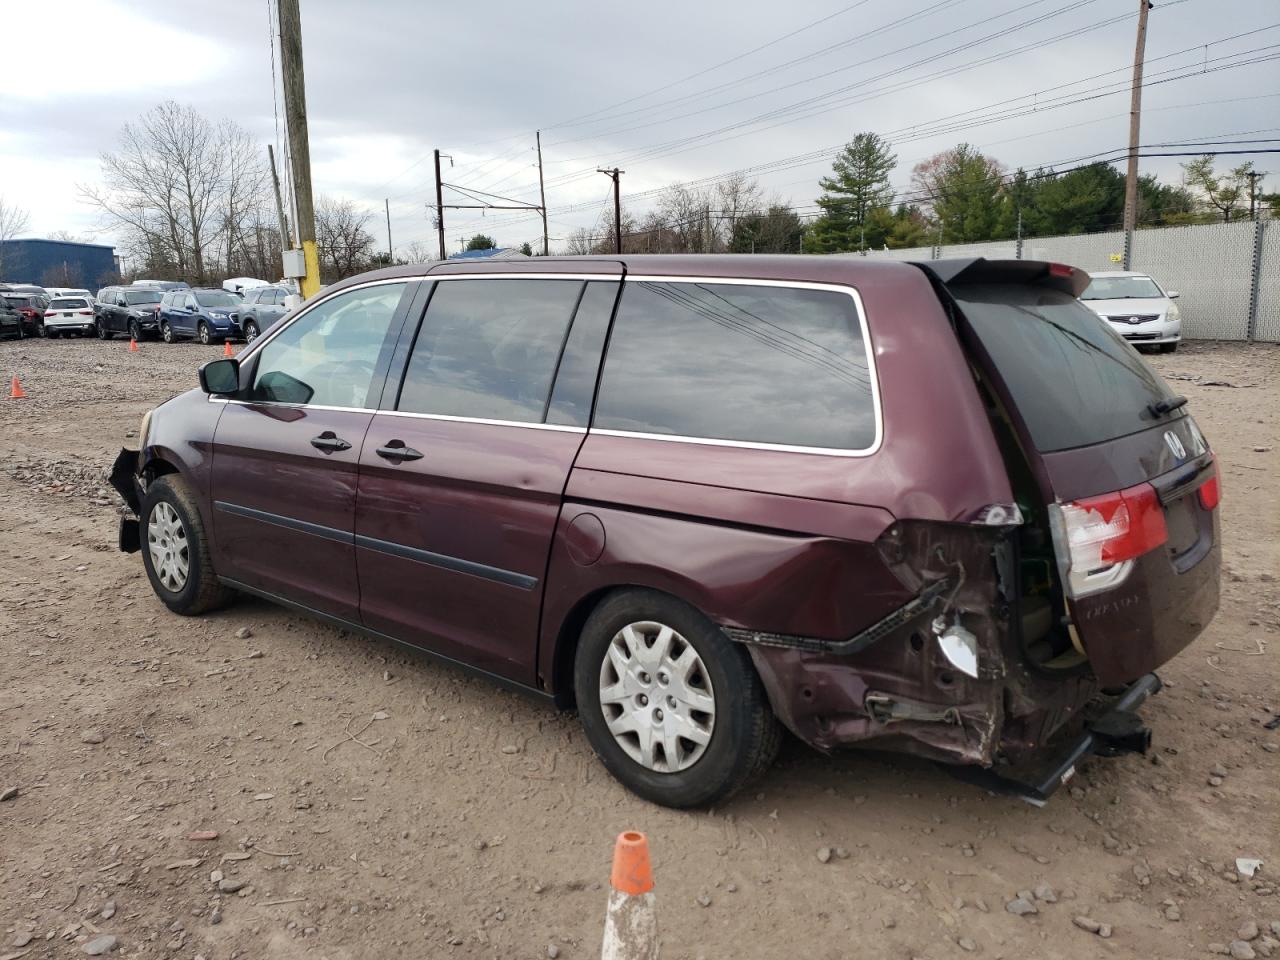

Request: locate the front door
(209, 279), (415, 620)
(354, 276), (619, 684)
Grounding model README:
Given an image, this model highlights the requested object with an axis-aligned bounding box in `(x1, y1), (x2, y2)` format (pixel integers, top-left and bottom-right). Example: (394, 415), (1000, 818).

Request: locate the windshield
(195, 291), (240, 308)
(124, 290), (162, 305)
(50, 298), (88, 309)
(952, 283), (1178, 453)
(1080, 276), (1164, 301)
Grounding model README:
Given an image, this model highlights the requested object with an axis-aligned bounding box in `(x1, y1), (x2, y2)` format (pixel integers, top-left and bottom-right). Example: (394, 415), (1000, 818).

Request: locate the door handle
(310, 433), (351, 453)
(375, 441), (423, 462)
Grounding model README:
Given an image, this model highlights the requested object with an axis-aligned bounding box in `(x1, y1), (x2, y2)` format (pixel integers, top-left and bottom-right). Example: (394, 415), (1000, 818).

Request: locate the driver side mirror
(199, 357), (240, 395)
(1167, 290), (1180, 299)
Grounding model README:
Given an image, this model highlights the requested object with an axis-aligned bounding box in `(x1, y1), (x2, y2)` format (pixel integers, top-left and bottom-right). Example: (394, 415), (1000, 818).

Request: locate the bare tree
(314, 196), (376, 281)
(0, 197), (31, 277)
(563, 227), (596, 256)
(46, 229), (86, 243)
(715, 173), (763, 246)
(658, 183), (716, 253)
(402, 240), (436, 263)
(83, 101), (271, 284)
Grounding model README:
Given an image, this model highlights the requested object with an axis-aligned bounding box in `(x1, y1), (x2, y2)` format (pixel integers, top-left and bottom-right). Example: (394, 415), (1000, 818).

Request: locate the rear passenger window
(546, 281), (619, 427)
(397, 279), (585, 423)
(595, 281), (877, 451)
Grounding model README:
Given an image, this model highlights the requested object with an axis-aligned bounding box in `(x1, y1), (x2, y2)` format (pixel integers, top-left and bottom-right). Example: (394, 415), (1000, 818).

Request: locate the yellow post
(300, 239), (320, 299)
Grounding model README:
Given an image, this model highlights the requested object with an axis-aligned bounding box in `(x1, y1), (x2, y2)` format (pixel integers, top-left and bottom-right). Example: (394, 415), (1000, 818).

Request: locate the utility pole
(1122, 0), (1152, 237)
(434, 149), (446, 261)
(277, 0), (320, 298)
(384, 198), (393, 263)
(1246, 170), (1266, 219)
(598, 168), (623, 254)
(536, 131), (549, 257)
(267, 144), (291, 252)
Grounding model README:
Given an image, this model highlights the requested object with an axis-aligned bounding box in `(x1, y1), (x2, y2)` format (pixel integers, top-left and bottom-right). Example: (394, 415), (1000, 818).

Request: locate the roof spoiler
(910, 258), (1091, 298)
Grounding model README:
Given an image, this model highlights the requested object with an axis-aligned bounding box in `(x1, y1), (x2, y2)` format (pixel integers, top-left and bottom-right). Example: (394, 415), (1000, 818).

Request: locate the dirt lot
(0, 336), (1277, 960)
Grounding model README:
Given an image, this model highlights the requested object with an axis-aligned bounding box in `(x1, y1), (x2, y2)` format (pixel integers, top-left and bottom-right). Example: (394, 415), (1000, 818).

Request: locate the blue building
(447, 247), (528, 261)
(0, 238), (118, 288)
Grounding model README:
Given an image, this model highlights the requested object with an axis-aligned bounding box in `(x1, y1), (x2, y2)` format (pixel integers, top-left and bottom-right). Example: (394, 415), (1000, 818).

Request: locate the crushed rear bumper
(944, 672), (1162, 806)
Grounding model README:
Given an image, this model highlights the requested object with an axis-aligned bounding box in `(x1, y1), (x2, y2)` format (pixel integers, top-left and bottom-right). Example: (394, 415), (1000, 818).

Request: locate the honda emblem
(1164, 431), (1186, 459)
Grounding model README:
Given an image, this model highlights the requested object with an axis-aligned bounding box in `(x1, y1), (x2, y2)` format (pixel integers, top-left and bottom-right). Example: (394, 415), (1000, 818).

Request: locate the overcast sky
(2, 0), (1277, 256)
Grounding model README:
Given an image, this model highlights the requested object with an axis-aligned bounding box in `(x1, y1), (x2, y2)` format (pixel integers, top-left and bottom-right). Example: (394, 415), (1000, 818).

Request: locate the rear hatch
(923, 260), (1220, 686)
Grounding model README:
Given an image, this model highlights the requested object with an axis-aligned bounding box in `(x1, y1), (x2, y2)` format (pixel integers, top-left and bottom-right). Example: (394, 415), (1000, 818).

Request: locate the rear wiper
(1148, 395), (1188, 417)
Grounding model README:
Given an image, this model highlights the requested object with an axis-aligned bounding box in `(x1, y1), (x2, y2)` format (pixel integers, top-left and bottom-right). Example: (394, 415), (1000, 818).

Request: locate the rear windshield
(194, 290), (240, 308)
(1080, 276), (1163, 300)
(124, 290), (162, 305)
(50, 298), (87, 309)
(951, 283), (1177, 453)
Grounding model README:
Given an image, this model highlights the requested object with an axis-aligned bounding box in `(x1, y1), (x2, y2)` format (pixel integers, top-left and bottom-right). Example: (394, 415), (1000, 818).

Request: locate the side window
(595, 281), (877, 451)
(250, 282), (407, 407)
(397, 278), (585, 423)
(546, 281), (619, 427)
(185, 295), (199, 310)
(268, 289), (284, 305)
(243, 289), (259, 304)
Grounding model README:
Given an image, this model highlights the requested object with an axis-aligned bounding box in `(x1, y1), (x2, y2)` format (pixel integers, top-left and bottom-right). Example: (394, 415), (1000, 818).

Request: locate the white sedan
(43, 296), (97, 338)
(1079, 271), (1181, 353)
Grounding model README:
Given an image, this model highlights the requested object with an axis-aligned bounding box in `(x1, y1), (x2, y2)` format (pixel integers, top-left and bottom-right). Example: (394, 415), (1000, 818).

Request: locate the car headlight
(1166, 303), (1180, 321)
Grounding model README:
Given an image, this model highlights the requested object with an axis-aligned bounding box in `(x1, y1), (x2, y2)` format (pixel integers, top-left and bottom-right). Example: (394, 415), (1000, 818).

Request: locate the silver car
(1079, 271), (1181, 353)
(237, 285), (292, 342)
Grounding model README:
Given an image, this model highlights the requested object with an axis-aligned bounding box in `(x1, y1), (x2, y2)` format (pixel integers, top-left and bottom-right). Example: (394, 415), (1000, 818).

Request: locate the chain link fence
(851, 219), (1279, 342)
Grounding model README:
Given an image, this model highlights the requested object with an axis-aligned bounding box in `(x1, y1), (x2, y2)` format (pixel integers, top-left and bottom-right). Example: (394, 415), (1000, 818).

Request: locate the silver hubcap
(148, 501), (190, 592)
(598, 621), (715, 773)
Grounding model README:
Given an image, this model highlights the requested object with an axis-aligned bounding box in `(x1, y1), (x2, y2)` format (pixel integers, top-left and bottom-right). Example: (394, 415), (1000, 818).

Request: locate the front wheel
(573, 589), (781, 808)
(128, 319), (141, 341)
(244, 320), (260, 343)
(96, 320), (112, 340)
(197, 321), (212, 345)
(161, 320), (174, 343)
(140, 475), (235, 615)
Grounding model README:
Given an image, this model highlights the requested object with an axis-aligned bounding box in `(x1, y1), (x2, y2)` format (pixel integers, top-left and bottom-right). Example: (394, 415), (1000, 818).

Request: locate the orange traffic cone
(128, 337), (139, 353)
(223, 340), (234, 357)
(9, 375), (25, 399)
(601, 831), (657, 960)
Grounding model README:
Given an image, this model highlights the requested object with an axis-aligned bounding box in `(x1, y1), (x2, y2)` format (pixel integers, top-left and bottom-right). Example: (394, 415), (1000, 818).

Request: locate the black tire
(139, 475), (235, 616)
(161, 320), (175, 343)
(1159, 342), (1177, 354)
(48, 329), (61, 339)
(244, 320), (260, 343)
(197, 321), (211, 345)
(573, 589), (781, 808)
(97, 320), (112, 340)
(128, 319), (141, 341)
(35, 320), (46, 338)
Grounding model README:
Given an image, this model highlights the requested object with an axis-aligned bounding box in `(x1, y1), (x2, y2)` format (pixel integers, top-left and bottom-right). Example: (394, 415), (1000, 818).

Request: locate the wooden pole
(537, 131), (549, 257)
(277, 0), (320, 297)
(434, 149), (446, 261)
(1122, 0), (1151, 238)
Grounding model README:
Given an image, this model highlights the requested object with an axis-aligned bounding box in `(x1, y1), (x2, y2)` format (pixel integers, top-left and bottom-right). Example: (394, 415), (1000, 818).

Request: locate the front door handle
(310, 432), (351, 453)
(375, 440), (424, 462)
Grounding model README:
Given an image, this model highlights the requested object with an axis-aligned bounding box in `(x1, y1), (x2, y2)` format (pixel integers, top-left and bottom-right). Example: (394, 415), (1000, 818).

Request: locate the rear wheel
(161, 320), (174, 343)
(197, 321), (212, 345)
(140, 475), (235, 615)
(35, 320), (45, 338)
(573, 589), (781, 808)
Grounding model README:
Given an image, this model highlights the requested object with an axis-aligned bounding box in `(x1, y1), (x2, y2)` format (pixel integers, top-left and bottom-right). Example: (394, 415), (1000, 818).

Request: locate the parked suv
(95, 286), (164, 340)
(1, 293), (46, 336)
(157, 288), (243, 343)
(237, 284), (292, 342)
(109, 257), (1221, 808)
(44, 296), (97, 337)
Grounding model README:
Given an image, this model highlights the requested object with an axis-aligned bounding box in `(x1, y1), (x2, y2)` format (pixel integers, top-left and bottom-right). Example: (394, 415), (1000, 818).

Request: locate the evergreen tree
(803, 133), (896, 253)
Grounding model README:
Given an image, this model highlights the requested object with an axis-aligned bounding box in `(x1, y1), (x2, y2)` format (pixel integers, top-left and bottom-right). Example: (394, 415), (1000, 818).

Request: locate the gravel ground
(1, 336), (1278, 960)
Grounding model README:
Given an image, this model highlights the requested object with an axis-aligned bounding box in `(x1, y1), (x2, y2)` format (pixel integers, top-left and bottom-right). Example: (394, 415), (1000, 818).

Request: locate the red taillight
(1061, 482), (1168, 567)
(77, 309), (93, 315)
(1198, 456), (1220, 511)
(1048, 262), (1075, 279)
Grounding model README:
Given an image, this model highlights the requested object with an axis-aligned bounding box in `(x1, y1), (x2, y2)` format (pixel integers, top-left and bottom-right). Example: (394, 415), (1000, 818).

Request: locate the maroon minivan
(110, 256), (1220, 808)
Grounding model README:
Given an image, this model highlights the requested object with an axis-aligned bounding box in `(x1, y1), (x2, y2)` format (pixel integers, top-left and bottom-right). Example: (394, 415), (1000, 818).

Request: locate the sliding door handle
(310, 432), (351, 453)
(375, 441), (423, 463)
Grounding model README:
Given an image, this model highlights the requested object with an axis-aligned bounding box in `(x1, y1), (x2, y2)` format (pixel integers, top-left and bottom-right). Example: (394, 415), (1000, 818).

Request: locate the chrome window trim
(377, 409), (586, 433)
(594, 275), (884, 459)
(208, 397), (378, 414)
(430, 272), (616, 283)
